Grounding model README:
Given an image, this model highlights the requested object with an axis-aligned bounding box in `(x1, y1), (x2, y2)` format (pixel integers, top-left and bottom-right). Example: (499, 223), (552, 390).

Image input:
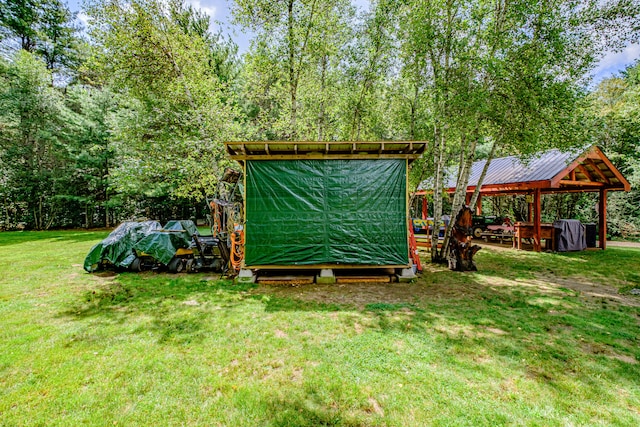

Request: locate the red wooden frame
(415, 146), (630, 251)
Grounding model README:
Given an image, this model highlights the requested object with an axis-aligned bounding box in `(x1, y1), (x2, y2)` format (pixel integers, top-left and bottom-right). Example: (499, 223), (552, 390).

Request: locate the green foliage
(393, 0), (639, 261)
(0, 51), (69, 229)
(86, 0), (240, 199)
(0, 0), (40, 52)
(233, 0), (357, 141)
(62, 85), (120, 227)
(36, 0), (83, 77)
(0, 0), (82, 79)
(0, 0), (639, 233)
(591, 60), (640, 237)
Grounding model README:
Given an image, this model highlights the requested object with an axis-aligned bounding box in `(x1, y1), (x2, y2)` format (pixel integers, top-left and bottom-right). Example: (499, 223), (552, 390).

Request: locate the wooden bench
(513, 222), (556, 250)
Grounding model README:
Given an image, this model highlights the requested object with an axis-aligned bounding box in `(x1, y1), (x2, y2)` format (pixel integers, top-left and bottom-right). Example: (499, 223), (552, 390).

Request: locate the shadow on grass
(477, 245), (640, 284)
(62, 246), (640, 384)
(258, 295), (348, 313)
(264, 396), (369, 427)
(62, 272), (257, 344)
(245, 247), (640, 389)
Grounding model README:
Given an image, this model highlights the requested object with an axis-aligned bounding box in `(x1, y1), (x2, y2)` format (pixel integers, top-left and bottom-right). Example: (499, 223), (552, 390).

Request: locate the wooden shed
(225, 141), (426, 282)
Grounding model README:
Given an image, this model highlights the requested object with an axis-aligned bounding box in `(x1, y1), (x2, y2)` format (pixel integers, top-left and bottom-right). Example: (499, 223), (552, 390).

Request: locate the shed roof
(419, 145), (630, 195)
(225, 141), (427, 163)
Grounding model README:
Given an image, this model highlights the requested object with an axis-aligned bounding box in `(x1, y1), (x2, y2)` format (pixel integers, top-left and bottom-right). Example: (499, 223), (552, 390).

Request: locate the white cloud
(77, 12), (89, 29)
(185, 0), (219, 33)
(593, 43), (640, 81)
(185, 0), (217, 20)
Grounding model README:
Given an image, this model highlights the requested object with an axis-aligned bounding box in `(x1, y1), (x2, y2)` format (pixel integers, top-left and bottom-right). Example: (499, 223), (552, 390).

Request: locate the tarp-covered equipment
(554, 219), (587, 252)
(134, 230), (192, 265)
(83, 221), (161, 272)
(84, 220), (224, 273)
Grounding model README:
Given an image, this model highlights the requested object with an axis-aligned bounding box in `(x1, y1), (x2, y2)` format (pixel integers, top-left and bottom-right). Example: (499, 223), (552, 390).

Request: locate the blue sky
(69, 0), (639, 84)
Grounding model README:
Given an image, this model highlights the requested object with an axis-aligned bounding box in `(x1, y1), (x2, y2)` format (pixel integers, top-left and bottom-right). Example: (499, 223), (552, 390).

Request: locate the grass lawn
(1, 231), (639, 426)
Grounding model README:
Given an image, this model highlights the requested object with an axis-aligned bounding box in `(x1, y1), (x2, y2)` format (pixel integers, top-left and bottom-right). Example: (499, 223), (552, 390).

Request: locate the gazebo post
(534, 188), (542, 252)
(476, 194), (482, 215)
(422, 197), (428, 220)
(599, 189), (607, 250)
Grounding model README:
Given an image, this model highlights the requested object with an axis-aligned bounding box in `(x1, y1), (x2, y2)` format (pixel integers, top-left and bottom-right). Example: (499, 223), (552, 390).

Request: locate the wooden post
(422, 197), (428, 220)
(599, 189), (607, 250)
(465, 192), (471, 206)
(476, 194), (482, 215)
(534, 188), (541, 252)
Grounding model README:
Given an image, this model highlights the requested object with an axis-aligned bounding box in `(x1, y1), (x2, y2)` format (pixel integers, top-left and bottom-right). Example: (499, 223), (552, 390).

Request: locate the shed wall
(245, 159), (409, 266)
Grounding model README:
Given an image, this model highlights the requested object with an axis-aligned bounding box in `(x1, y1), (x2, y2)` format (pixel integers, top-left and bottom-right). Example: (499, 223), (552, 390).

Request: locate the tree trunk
(447, 207), (481, 271)
(318, 53), (327, 141)
(409, 85), (419, 140)
(288, 0), (297, 138)
(441, 133), (478, 257)
(448, 236), (481, 271)
(469, 139), (500, 209)
(430, 122), (445, 262)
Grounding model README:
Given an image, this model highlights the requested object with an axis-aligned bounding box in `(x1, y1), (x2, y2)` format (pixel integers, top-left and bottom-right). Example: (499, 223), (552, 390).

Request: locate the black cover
(584, 223), (597, 248)
(554, 219), (586, 252)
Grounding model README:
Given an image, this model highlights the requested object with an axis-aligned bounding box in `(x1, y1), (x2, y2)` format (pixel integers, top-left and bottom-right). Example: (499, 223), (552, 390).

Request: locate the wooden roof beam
(549, 146), (597, 187)
(559, 180), (604, 187)
(585, 159), (610, 184)
(576, 163), (594, 181)
(228, 153), (423, 161)
(403, 141), (414, 154)
(591, 146), (631, 191)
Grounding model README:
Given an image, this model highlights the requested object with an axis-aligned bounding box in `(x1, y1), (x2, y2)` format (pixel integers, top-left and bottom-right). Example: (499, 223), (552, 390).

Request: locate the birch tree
(233, 0), (354, 141)
(399, 0), (640, 262)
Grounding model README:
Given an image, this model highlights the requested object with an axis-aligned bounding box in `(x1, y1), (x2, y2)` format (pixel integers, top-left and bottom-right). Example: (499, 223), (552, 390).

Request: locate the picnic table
(513, 222), (556, 250)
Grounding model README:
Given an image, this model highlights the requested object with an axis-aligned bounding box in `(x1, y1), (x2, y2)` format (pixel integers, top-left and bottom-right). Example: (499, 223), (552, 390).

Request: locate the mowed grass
(1, 231), (639, 426)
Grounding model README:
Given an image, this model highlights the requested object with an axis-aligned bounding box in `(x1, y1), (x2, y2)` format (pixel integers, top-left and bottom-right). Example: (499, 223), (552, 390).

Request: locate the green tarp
(134, 231), (191, 265)
(245, 159), (409, 266)
(83, 220), (198, 271)
(83, 221), (161, 272)
(164, 220), (199, 239)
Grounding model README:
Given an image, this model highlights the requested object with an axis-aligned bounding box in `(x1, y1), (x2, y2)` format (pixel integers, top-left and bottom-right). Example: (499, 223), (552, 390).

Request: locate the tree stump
(448, 206), (481, 271)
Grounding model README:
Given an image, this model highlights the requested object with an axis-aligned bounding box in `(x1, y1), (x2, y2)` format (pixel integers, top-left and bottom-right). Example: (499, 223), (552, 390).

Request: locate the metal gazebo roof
(418, 145), (630, 194)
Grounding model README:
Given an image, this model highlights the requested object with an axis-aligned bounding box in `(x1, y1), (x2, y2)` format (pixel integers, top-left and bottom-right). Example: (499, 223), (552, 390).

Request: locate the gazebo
(417, 145), (630, 251)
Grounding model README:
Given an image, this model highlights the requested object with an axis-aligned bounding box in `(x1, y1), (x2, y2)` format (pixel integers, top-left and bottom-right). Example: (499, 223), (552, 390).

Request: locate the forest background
(1, 0), (639, 247)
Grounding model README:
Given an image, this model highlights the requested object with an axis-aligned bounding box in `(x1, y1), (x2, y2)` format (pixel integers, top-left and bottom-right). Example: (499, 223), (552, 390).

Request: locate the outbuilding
(225, 141), (426, 283)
